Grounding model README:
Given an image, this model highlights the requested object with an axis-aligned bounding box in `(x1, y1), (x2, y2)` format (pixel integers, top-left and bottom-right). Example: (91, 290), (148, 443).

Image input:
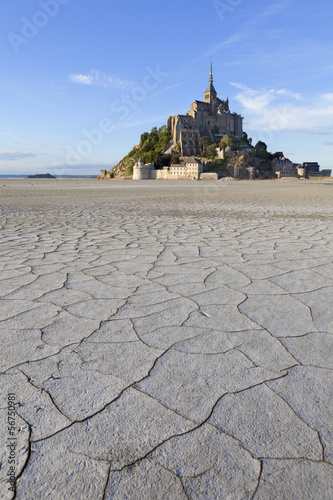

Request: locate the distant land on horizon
(26, 173), (56, 179)
(0, 175), (96, 179)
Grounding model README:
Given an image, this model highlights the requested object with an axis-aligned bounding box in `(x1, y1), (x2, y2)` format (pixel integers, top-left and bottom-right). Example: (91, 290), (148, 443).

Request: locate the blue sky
(1, 0), (333, 175)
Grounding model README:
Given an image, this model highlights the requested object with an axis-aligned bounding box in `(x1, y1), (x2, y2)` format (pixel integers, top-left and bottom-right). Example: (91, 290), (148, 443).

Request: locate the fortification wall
(200, 172), (218, 180)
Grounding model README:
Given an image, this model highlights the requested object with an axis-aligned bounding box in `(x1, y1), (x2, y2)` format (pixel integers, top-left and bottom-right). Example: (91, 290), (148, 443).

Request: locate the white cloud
(69, 73), (98, 85)
(322, 93), (333, 102)
(275, 89), (303, 100)
(230, 83), (281, 112)
(231, 83), (303, 112)
(231, 83), (333, 133)
(68, 70), (135, 90)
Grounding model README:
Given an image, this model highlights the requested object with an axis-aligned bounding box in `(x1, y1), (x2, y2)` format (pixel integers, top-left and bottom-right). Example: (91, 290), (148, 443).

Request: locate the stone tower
(204, 61), (217, 104)
(133, 158), (154, 180)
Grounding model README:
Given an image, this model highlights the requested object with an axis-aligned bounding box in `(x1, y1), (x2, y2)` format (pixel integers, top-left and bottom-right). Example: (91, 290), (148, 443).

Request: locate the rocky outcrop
(98, 169), (107, 179)
(227, 154), (252, 171)
(111, 157), (136, 178)
(98, 169), (113, 180)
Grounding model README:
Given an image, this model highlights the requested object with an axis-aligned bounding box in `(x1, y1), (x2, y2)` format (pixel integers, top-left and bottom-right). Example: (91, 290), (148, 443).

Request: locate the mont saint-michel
(167, 61), (243, 157)
(101, 64), (330, 181)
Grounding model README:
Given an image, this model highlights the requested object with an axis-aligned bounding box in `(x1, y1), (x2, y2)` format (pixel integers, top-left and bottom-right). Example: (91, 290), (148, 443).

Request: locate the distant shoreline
(0, 175), (96, 179)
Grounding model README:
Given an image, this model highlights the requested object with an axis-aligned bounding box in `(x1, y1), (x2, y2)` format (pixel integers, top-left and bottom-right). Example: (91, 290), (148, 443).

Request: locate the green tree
(255, 141), (268, 152)
(199, 136), (213, 155)
(254, 141), (271, 160)
(157, 128), (172, 150)
(158, 125), (168, 134)
(171, 153), (180, 164)
(219, 135), (233, 149)
(141, 142), (152, 153)
(241, 132), (252, 146)
(232, 136), (240, 151)
(148, 127), (159, 148)
(152, 151), (164, 168)
(206, 144), (217, 158)
(140, 132), (149, 146)
(200, 136), (213, 147)
(143, 151), (154, 163)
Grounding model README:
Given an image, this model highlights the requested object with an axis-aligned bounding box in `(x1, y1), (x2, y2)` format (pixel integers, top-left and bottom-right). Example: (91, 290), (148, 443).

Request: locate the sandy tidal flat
(1, 179), (333, 499)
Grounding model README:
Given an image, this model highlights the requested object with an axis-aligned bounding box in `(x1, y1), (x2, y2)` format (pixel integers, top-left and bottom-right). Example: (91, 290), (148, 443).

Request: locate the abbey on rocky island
(167, 62), (243, 156)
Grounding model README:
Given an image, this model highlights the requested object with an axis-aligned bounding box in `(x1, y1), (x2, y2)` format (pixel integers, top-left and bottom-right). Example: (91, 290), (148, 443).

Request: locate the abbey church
(167, 63), (243, 156)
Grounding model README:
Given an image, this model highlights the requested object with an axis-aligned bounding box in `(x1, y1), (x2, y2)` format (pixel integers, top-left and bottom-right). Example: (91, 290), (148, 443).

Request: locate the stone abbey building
(167, 63), (243, 156)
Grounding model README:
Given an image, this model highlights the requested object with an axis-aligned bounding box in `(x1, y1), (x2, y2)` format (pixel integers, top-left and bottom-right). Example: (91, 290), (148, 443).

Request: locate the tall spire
(204, 59), (217, 102)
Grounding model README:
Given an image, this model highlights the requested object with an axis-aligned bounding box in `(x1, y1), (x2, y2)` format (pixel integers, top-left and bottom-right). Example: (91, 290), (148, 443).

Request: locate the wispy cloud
(0, 150), (37, 161)
(322, 93), (333, 102)
(256, 1), (289, 20)
(293, 130), (333, 136)
(205, 0), (290, 64)
(68, 70), (136, 90)
(207, 0), (333, 86)
(275, 89), (304, 100)
(4, 132), (40, 146)
(152, 83), (183, 98)
(232, 83), (333, 132)
(3, 133), (68, 151)
(192, 34), (247, 65)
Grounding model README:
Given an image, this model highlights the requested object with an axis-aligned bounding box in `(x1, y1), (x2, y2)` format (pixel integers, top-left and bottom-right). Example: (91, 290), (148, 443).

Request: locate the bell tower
(204, 60), (217, 103)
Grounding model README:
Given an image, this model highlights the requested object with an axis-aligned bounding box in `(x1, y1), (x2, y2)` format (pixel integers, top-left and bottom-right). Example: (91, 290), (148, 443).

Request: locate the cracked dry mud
(1, 179), (333, 499)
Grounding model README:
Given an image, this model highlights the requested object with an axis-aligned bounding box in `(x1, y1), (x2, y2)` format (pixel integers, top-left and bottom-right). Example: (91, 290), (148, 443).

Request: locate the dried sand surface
(1, 179), (333, 499)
